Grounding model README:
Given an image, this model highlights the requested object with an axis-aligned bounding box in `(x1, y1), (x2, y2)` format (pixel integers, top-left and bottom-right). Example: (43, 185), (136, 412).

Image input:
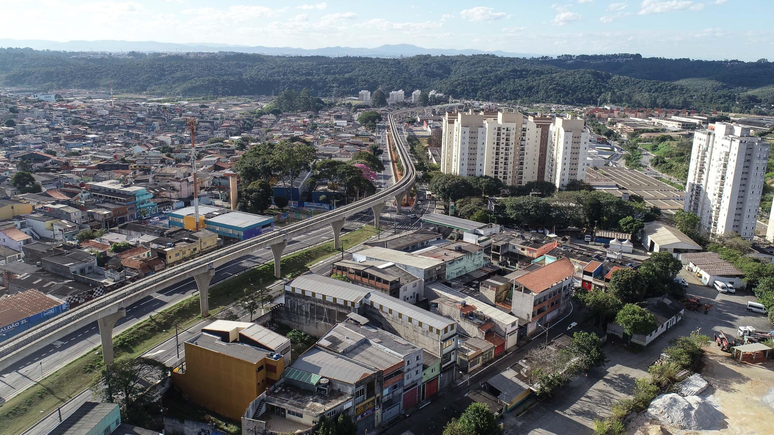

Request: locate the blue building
(0, 290), (68, 342)
(205, 211), (274, 241)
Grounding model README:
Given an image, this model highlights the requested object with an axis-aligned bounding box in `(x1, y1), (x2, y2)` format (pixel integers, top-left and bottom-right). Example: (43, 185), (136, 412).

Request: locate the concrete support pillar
(331, 219), (346, 250)
(395, 192), (405, 215)
(194, 266), (216, 317)
(271, 240), (287, 279)
(97, 308), (126, 366)
(371, 203), (385, 231)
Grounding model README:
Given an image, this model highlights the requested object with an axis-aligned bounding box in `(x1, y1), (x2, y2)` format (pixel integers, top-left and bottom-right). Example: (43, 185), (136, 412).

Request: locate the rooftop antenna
(186, 117), (200, 231)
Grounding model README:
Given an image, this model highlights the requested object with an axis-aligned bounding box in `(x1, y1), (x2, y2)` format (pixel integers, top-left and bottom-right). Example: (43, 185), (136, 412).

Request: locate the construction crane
(186, 118), (200, 231)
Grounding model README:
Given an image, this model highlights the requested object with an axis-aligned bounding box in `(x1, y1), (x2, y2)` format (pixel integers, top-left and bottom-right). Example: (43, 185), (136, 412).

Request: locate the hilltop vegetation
(1, 50), (773, 112)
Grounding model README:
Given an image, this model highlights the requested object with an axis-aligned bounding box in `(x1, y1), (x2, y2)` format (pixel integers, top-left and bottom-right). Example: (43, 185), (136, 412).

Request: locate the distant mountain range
(0, 39), (536, 58)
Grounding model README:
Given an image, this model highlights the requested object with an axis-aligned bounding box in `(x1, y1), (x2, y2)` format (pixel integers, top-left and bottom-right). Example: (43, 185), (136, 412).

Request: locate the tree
(638, 251), (683, 297)
(564, 180), (594, 191)
(470, 209), (493, 223)
(501, 196), (553, 228)
(44, 149), (57, 156)
(470, 176), (504, 197)
(618, 216), (644, 238)
(110, 242), (133, 253)
(443, 403), (500, 435)
(357, 111), (382, 131)
(456, 197), (489, 219)
(274, 196), (289, 209)
(615, 304), (658, 338)
(673, 209), (701, 238)
(607, 269), (647, 303)
(511, 180), (557, 197)
(368, 143), (383, 157)
(4, 119), (16, 127)
(8, 106), (18, 113)
(351, 150), (384, 172)
(92, 358), (167, 427)
(577, 289), (622, 326)
(236, 142), (276, 185)
(371, 89), (387, 108)
(567, 332), (607, 371)
(77, 228), (106, 243)
(11, 171), (42, 193)
(273, 140), (316, 200)
(429, 174), (476, 206)
(239, 180), (273, 214)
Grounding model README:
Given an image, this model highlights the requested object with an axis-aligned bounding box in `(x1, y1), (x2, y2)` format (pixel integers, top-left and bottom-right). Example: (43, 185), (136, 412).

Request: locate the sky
(2, 0), (772, 60)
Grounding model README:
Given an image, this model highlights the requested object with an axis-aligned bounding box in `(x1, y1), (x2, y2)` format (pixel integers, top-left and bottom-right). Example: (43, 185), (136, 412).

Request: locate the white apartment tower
(545, 116), (589, 189)
(411, 89), (422, 103)
(440, 110), (525, 186)
(389, 90), (405, 104)
(685, 123), (769, 240)
(359, 90), (371, 104)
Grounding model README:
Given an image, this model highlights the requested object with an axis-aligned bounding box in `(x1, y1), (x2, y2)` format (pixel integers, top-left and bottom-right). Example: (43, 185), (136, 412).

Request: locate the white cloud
(712, 0), (727, 4)
(502, 26), (526, 34)
(577, 0), (593, 3)
(289, 14), (310, 23)
(607, 2), (628, 11)
(600, 12), (632, 22)
(298, 2), (327, 10)
(638, 0), (704, 15)
(182, 5), (286, 23)
(553, 11), (582, 25)
(460, 7), (508, 22)
(441, 14), (454, 22)
(358, 19), (443, 33)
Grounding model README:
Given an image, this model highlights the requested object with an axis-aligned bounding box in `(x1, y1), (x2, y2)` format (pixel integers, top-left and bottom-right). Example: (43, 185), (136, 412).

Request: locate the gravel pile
(646, 393), (724, 430)
(675, 373), (708, 397)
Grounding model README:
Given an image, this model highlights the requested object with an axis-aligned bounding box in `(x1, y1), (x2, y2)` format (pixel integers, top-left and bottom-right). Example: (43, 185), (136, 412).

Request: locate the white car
(567, 322), (578, 331)
(714, 281), (728, 293)
(726, 284), (736, 294)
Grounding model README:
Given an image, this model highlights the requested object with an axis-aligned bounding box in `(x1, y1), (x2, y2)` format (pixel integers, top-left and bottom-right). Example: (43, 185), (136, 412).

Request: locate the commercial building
(173, 320), (290, 421)
(88, 180), (157, 219)
(685, 123), (770, 240)
(642, 221), (702, 254)
(680, 252), (745, 288)
(152, 229), (218, 266)
(510, 258), (575, 336)
(440, 110), (525, 186)
(169, 206), (274, 240)
(0, 289), (68, 341)
(545, 116), (589, 189)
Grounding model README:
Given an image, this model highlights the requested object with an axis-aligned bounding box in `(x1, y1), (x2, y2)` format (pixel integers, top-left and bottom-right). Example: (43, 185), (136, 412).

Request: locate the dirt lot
(631, 345), (774, 435)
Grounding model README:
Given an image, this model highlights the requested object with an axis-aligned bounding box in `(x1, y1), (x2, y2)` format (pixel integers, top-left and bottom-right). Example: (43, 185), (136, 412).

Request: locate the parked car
(584, 235), (592, 242)
(674, 277), (689, 288)
(714, 281), (728, 293)
(726, 283), (736, 294)
(747, 301), (768, 314)
(406, 213), (417, 219)
(567, 322), (578, 331)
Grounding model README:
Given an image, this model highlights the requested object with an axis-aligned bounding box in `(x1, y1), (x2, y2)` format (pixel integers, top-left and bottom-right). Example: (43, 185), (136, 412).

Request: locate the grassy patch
(0, 226), (377, 433)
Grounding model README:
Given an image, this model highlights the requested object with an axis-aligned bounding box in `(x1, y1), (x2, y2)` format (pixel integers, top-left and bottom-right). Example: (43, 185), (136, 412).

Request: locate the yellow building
(0, 200), (33, 220)
(173, 320), (291, 421)
(158, 229), (218, 266)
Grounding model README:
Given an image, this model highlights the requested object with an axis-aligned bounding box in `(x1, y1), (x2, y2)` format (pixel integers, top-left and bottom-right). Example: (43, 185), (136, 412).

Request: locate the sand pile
(646, 393), (724, 430)
(675, 373), (708, 397)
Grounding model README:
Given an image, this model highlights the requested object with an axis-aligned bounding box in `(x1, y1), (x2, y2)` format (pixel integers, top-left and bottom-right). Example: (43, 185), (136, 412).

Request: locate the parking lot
(503, 268), (772, 435)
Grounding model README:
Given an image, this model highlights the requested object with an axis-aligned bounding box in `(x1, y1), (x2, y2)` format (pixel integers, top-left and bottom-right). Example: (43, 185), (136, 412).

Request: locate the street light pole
(175, 323), (180, 359)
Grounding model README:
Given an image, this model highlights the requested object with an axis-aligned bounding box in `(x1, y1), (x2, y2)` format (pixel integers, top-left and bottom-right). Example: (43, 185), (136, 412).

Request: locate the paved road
(382, 303), (582, 435)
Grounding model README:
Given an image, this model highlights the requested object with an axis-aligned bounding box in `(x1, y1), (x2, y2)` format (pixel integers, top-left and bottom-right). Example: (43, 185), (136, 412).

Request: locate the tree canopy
(607, 268), (647, 303)
(615, 303), (658, 337)
(442, 403), (500, 435)
(357, 111), (382, 131)
(567, 331), (608, 371)
(11, 171), (41, 193)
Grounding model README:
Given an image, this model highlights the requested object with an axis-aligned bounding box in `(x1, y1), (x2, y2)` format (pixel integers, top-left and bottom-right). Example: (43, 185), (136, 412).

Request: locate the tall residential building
(440, 110), (525, 186)
(389, 90), (405, 104)
(411, 89), (422, 103)
(545, 116), (589, 189)
(685, 123), (770, 240)
(522, 115), (553, 184)
(359, 90), (371, 104)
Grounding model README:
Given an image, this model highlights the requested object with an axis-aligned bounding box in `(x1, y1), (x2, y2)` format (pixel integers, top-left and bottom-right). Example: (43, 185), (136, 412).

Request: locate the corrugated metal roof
(240, 324), (289, 351)
(426, 282), (519, 328)
(288, 274), (367, 303)
(644, 222), (702, 251)
(291, 347), (375, 384)
(355, 246), (443, 269)
(207, 211), (272, 228)
(368, 291), (454, 331)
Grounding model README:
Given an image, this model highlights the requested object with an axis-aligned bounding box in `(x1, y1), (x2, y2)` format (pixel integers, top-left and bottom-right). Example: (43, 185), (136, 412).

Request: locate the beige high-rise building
(522, 115), (553, 184)
(440, 110), (524, 186)
(545, 116), (589, 189)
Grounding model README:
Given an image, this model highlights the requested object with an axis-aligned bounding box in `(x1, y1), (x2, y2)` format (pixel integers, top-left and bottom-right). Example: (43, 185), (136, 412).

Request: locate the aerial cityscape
(0, 2), (773, 435)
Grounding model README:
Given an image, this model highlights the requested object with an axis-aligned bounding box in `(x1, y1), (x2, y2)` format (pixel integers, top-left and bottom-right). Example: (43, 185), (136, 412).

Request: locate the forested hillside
(1, 49), (773, 112)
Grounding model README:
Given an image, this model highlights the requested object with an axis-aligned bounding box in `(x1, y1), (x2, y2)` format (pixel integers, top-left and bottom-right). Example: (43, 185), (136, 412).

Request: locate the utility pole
(186, 118), (200, 231)
(175, 323), (180, 359)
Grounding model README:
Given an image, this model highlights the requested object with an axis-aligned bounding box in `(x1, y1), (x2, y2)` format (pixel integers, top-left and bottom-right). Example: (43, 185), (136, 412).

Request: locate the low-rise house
(331, 260), (423, 303)
(414, 242), (487, 281)
(607, 295), (684, 346)
(352, 247), (446, 289)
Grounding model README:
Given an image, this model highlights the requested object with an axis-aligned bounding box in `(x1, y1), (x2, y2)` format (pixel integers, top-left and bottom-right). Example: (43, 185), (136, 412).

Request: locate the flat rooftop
(355, 246), (443, 269)
(206, 211), (273, 228)
(49, 402), (119, 435)
(187, 332), (273, 364)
